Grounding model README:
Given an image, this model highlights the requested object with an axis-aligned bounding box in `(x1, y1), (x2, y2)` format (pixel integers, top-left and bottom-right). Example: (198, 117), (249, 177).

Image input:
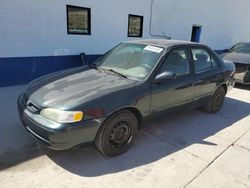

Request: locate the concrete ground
(0, 85), (249, 188)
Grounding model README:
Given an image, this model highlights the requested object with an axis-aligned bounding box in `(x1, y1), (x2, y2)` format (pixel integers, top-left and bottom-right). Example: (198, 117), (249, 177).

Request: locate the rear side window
(191, 48), (217, 73)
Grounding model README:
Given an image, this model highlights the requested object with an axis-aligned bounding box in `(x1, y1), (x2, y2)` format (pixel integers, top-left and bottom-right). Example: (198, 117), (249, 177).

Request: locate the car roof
(126, 39), (198, 48)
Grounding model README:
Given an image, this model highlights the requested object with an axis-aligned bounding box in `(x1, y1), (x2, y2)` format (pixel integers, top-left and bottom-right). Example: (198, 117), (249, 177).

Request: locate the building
(1, 0), (250, 86)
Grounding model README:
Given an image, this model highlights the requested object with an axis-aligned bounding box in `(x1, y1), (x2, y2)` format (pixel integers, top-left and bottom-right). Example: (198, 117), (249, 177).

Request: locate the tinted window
(159, 49), (190, 76)
(191, 48), (217, 73)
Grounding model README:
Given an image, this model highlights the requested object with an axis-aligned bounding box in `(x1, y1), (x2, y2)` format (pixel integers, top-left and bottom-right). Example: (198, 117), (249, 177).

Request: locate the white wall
(0, 0), (250, 57)
(151, 0), (250, 50)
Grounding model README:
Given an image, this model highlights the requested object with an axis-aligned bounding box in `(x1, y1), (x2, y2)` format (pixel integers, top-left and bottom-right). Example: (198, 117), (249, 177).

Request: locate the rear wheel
(203, 86), (225, 113)
(95, 110), (138, 156)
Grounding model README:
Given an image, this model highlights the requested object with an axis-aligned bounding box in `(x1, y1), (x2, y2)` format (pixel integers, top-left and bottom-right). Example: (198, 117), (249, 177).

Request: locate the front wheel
(95, 110), (138, 156)
(203, 86), (225, 113)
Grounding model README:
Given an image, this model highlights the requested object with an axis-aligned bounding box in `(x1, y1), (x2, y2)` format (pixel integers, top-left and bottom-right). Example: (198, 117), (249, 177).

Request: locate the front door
(151, 47), (194, 119)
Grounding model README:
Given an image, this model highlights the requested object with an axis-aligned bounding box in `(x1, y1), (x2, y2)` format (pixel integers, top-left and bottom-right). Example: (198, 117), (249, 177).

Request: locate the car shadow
(0, 86), (249, 175)
(45, 96), (250, 177)
(0, 86), (44, 170)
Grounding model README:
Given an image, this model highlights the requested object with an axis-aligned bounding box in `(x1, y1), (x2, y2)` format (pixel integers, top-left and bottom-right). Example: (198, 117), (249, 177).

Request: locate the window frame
(66, 5), (91, 35)
(211, 53), (220, 68)
(190, 47), (219, 74)
(157, 47), (192, 78)
(127, 14), (144, 38)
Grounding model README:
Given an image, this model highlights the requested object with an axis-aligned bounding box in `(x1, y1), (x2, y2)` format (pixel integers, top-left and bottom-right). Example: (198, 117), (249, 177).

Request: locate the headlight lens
(40, 108), (83, 123)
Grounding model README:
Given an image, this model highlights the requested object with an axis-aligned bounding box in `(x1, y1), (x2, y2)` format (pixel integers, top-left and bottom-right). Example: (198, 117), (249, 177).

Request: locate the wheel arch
(122, 107), (143, 129)
(218, 83), (228, 94)
(105, 106), (143, 129)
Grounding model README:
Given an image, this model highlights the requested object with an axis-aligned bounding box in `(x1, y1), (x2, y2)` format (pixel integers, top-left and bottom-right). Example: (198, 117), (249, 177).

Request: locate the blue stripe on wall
(0, 54), (101, 87)
(0, 51), (223, 87)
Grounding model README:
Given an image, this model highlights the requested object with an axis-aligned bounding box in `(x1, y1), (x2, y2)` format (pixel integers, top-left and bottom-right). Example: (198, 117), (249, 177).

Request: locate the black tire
(95, 110), (138, 156)
(203, 86), (225, 113)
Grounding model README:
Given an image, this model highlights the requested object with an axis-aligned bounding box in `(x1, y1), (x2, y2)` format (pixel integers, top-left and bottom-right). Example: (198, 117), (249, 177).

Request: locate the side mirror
(154, 71), (176, 83)
(223, 49), (229, 53)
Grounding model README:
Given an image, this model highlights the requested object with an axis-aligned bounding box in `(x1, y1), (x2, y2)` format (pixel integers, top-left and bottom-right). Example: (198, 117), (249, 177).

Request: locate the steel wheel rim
(109, 121), (133, 148)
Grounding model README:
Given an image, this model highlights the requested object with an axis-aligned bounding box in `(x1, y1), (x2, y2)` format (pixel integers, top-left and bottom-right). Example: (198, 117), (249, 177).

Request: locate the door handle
(177, 83), (193, 89)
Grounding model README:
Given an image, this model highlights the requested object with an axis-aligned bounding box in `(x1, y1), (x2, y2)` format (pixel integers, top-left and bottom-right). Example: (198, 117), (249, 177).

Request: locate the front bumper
(234, 63), (250, 84)
(17, 94), (105, 150)
(235, 71), (250, 85)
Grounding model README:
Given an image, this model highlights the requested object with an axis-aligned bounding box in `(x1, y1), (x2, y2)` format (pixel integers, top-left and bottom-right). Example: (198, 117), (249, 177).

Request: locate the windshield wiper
(102, 68), (127, 78)
(88, 63), (97, 69)
(89, 64), (127, 78)
(109, 69), (127, 78)
(88, 63), (103, 71)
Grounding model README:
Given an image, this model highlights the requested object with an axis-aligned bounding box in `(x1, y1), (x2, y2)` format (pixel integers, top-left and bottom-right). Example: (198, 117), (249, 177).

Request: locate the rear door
(190, 46), (223, 105)
(150, 46), (195, 119)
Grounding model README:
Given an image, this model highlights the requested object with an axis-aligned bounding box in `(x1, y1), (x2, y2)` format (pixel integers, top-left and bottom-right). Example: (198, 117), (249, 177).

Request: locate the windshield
(94, 43), (164, 79)
(230, 43), (250, 54)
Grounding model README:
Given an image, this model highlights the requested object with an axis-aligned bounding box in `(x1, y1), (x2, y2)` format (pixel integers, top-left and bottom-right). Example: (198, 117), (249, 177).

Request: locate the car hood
(222, 52), (250, 64)
(26, 67), (137, 108)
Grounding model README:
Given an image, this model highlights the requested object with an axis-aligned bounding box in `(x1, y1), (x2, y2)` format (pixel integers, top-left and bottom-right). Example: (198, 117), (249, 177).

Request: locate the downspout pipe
(149, 0), (171, 39)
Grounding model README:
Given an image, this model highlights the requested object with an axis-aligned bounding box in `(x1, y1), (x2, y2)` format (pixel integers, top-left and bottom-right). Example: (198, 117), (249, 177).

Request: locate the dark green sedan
(18, 39), (235, 156)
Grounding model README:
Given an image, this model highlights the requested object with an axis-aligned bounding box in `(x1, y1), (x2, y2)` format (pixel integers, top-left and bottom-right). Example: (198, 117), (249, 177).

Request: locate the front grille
(21, 94), (41, 113)
(234, 63), (249, 73)
(245, 72), (250, 83)
(27, 101), (39, 113)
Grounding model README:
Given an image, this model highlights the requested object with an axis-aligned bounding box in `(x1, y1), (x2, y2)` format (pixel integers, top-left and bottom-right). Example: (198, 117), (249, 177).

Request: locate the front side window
(67, 5), (91, 35)
(94, 43), (164, 79)
(128, 15), (143, 37)
(159, 49), (190, 76)
(191, 48), (216, 73)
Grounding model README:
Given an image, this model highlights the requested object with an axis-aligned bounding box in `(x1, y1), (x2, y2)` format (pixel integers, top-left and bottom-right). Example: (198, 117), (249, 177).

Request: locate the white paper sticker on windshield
(144, 46), (163, 53)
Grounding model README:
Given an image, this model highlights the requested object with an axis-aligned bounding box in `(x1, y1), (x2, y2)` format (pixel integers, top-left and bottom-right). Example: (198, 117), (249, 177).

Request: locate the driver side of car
(150, 47), (194, 120)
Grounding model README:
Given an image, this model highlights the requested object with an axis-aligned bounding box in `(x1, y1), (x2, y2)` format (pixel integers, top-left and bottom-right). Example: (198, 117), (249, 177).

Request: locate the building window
(67, 5), (91, 35)
(128, 14), (143, 37)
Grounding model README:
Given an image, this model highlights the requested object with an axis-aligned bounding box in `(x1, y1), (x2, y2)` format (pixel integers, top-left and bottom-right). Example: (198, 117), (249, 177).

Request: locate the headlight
(40, 108), (83, 123)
